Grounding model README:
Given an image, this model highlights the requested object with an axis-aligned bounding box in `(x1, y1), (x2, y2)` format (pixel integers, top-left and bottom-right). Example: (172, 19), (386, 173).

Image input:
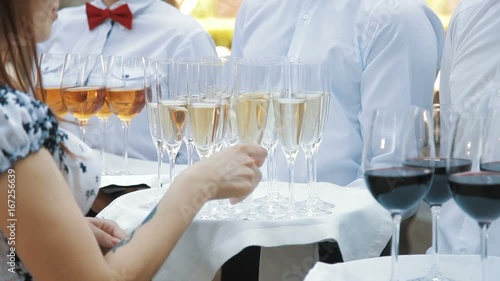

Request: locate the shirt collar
(91, 0), (157, 15)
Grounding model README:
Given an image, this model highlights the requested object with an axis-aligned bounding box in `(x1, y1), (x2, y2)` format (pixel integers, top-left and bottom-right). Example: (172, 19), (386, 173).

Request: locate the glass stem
(431, 205), (442, 274)
(269, 145), (278, 197)
(168, 151), (176, 184)
(480, 222), (490, 281)
(390, 214), (402, 281)
(287, 154), (297, 217)
(156, 143), (164, 198)
(265, 145), (275, 199)
(304, 146), (314, 204)
(99, 118), (108, 171)
(79, 120), (88, 142)
(187, 139), (194, 166)
(310, 143), (320, 199)
(121, 121), (129, 174)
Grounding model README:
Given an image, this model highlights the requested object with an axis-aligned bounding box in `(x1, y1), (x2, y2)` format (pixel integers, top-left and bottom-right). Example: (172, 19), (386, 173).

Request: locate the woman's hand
(178, 145), (267, 204)
(86, 217), (127, 254)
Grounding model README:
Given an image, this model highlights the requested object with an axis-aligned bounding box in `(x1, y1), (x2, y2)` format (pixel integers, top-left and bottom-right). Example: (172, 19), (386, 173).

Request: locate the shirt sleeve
(358, 2), (444, 145)
(0, 88), (58, 173)
(439, 2), (500, 112)
(230, 0), (248, 58)
(172, 28), (218, 58)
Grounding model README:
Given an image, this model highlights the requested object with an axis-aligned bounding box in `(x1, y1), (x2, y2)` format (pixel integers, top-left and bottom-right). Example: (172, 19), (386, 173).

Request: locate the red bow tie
(86, 2), (133, 30)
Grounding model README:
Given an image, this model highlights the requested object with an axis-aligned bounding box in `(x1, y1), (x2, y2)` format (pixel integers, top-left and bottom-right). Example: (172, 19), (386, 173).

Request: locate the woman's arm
(0, 145), (266, 281)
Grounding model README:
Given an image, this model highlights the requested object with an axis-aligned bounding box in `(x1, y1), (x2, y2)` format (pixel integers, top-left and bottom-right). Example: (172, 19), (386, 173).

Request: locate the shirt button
(302, 13), (309, 20)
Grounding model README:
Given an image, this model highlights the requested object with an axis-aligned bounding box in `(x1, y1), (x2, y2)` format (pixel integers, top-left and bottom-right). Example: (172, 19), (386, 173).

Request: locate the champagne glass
(176, 57), (200, 166)
(405, 105), (470, 281)
(36, 53), (68, 118)
(253, 57), (288, 218)
(194, 58), (227, 219)
(61, 53), (106, 142)
(273, 67), (307, 219)
(449, 109), (499, 281)
(294, 59), (333, 217)
(139, 59), (168, 210)
(96, 55), (114, 175)
(235, 59), (271, 219)
(106, 56), (147, 175)
(157, 59), (188, 185)
(363, 107), (434, 281)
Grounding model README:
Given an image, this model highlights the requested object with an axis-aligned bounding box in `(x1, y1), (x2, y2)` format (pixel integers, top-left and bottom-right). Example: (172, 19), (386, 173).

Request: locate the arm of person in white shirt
(173, 29), (218, 58)
(439, 3), (500, 111)
(0, 145), (266, 281)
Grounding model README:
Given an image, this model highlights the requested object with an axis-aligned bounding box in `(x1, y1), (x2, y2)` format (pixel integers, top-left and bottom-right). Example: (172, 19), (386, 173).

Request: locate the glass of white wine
(273, 62), (307, 219)
(294, 59), (333, 217)
(61, 53), (106, 142)
(157, 59), (189, 186)
(36, 53), (68, 118)
(139, 58), (169, 210)
(105, 56), (147, 175)
(176, 57), (200, 166)
(253, 57), (288, 218)
(234, 59), (272, 219)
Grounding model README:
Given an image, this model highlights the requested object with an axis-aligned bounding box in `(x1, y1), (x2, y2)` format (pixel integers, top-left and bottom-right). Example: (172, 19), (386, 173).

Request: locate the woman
(0, 0), (266, 280)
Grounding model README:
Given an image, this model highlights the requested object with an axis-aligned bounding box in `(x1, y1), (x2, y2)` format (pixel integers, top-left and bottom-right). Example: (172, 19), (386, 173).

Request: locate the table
(304, 254), (500, 281)
(97, 160), (392, 281)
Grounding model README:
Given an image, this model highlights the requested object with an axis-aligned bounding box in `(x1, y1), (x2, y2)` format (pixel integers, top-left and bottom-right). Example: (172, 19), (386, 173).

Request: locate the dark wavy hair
(0, 0), (42, 95)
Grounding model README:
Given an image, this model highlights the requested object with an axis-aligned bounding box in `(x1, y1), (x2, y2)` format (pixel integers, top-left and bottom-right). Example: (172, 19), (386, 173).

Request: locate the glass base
(138, 198), (160, 211)
(295, 206), (332, 217)
(296, 197), (335, 210)
(255, 192), (288, 205)
(257, 202), (287, 218)
(407, 270), (457, 281)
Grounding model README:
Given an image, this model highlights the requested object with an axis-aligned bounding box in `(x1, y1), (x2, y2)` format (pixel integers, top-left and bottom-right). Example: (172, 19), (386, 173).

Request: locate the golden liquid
(217, 101), (230, 141)
(189, 101), (219, 154)
(159, 100), (188, 145)
(300, 93), (325, 146)
(35, 87), (68, 118)
(96, 98), (113, 119)
(274, 98), (306, 151)
(106, 87), (146, 122)
(235, 92), (269, 145)
(62, 86), (106, 120)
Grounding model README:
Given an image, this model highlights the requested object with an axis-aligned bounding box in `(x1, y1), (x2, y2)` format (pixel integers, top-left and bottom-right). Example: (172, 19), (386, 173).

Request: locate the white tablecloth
(304, 254), (500, 281)
(98, 170), (392, 281)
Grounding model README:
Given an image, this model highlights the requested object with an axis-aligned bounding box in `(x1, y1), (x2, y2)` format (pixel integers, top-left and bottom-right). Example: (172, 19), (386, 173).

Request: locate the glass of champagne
(273, 64), (307, 219)
(253, 57), (288, 218)
(363, 107), (434, 281)
(139, 59), (168, 210)
(61, 53), (106, 142)
(157, 59), (188, 185)
(294, 59), (333, 216)
(36, 53), (68, 118)
(176, 57), (200, 166)
(96, 56), (114, 175)
(449, 109), (500, 281)
(106, 56), (147, 175)
(235, 59), (271, 219)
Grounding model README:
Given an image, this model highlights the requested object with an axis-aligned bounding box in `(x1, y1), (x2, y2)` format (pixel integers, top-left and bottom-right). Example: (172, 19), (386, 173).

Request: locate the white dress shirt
(38, 0), (217, 161)
(232, 0), (444, 186)
(439, 0), (500, 256)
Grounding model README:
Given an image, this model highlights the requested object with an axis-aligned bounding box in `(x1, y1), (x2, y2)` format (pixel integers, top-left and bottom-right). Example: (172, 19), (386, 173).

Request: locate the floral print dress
(0, 85), (100, 280)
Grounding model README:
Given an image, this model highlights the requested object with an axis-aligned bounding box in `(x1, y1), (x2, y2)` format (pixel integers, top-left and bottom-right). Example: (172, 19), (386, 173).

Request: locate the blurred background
(60, 0), (461, 56)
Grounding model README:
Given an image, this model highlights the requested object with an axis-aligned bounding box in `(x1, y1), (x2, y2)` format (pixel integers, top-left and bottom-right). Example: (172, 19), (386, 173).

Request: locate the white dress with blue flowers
(0, 85), (100, 280)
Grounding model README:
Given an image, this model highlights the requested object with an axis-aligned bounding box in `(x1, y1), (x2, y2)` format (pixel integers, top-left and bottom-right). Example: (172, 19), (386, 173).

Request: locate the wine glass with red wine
(405, 105), (471, 281)
(363, 107), (435, 281)
(448, 109), (500, 281)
